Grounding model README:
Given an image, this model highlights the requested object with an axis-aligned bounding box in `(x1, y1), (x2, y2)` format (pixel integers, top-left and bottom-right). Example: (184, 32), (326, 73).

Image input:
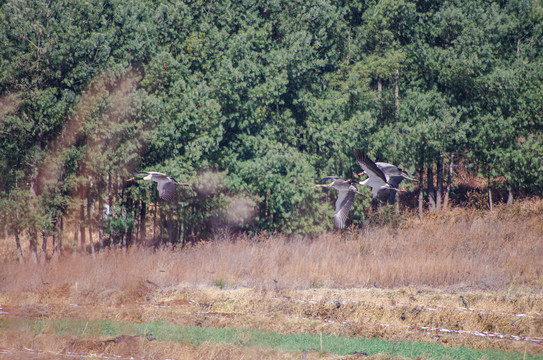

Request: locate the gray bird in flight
(313, 176), (364, 229)
(352, 149), (409, 203)
(127, 171), (189, 202)
(371, 161), (417, 203)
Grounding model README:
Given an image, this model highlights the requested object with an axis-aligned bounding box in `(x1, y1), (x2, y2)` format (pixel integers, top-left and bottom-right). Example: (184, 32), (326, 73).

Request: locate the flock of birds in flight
(313, 149), (417, 229)
(128, 149), (417, 230)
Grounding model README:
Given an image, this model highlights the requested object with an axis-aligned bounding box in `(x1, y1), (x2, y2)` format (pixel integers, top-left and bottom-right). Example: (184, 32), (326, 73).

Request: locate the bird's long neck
(128, 176), (144, 181)
(313, 184), (332, 188)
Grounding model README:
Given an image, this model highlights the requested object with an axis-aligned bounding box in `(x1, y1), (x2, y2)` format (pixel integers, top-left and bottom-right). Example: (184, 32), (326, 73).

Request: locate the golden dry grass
(1, 199), (542, 358)
(2, 198), (542, 293)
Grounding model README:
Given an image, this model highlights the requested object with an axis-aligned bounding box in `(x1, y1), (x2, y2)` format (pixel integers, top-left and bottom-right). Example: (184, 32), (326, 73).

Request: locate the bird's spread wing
(375, 187), (392, 203)
(384, 175), (404, 188)
(131, 171), (171, 182)
(148, 172), (171, 182)
(376, 162), (403, 175)
(157, 181), (177, 202)
(353, 149), (387, 183)
(376, 162), (416, 182)
(386, 190), (398, 204)
(334, 189), (355, 229)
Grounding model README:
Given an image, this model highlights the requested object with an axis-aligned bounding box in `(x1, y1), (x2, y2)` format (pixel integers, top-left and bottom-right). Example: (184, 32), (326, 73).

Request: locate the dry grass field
(1, 199), (543, 359)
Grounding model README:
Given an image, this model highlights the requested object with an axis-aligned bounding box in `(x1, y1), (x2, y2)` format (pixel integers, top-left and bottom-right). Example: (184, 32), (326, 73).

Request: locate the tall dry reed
(1, 199), (542, 295)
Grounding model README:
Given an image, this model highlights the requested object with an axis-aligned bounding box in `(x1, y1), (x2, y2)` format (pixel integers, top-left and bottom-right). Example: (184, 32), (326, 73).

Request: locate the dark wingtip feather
(353, 148), (371, 164)
(353, 149), (387, 183)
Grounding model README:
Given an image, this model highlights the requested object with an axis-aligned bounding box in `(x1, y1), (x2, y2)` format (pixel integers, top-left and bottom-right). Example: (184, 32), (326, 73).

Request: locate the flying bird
(368, 161), (417, 203)
(379, 163), (417, 203)
(127, 171), (189, 202)
(313, 176), (363, 229)
(352, 149), (405, 203)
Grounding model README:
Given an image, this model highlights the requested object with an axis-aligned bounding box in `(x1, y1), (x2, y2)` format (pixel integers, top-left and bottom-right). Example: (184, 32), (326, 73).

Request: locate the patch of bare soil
(1, 285), (542, 358)
(0, 335), (340, 360)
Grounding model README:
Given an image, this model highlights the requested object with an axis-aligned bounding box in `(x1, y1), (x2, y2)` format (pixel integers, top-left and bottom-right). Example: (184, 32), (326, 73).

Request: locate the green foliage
(1, 0), (543, 244)
(6, 317), (542, 359)
(213, 278), (226, 289)
(102, 206), (135, 245)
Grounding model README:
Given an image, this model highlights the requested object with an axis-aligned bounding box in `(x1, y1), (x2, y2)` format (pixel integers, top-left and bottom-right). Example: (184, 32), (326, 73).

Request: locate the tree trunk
(29, 163), (39, 263)
(98, 189), (104, 250)
(87, 184), (95, 258)
(179, 209), (185, 247)
(507, 183), (514, 206)
(140, 198), (147, 244)
(59, 216), (64, 256)
(52, 224), (58, 258)
(79, 202), (86, 252)
(134, 202), (140, 243)
(53, 217), (61, 258)
(14, 229), (24, 263)
(134, 207), (139, 244)
(394, 195), (400, 214)
(394, 68), (400, 121)
(443, 154), (454, 209)
(377, 76), (383, 120)
(167, 213), (175, 245)
(41, 231), (48, 262)
(153, 201), (157, 241)
(72, 222), (79, 256)
(107, 172), (113, 213)
(427, 166), (436, 211)
(160, 207), (166, 244)
(125, 186), (133, 247)
(29, 227), (38, 264)
(488, 173), (493, 211)
(418, 166), (424, 219)
(436, 154), (443, 211)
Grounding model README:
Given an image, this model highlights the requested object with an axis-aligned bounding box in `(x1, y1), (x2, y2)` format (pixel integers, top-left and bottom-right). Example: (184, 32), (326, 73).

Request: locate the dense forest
(1, 0), (542, 260)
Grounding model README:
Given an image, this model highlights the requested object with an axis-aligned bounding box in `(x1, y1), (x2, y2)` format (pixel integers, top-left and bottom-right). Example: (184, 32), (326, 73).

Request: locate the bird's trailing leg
(341, 179), (366, 196)
(352, 171), (366, 179)
(404, 176), (419, 182)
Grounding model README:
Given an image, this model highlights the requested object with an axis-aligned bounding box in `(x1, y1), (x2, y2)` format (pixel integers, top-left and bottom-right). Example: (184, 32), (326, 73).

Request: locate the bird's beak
(127, 177), (135, 182)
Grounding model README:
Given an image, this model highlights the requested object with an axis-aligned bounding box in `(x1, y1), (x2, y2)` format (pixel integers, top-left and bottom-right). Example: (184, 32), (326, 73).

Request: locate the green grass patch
(0, 317), (541, 360)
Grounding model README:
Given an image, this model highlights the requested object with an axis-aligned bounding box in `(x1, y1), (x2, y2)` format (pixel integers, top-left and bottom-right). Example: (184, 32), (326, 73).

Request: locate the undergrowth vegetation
(1, 199), (542, 293)
(1, 200), (542, 359)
